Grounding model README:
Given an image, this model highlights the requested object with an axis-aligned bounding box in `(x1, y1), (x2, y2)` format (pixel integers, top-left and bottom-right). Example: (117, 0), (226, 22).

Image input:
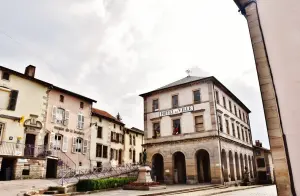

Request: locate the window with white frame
(54, 134), (62, 150)
(77, 113), (84, 130)
(76, 138), (83, 152)
(51, 106), (69, 126)
(72, 137), (88, 154)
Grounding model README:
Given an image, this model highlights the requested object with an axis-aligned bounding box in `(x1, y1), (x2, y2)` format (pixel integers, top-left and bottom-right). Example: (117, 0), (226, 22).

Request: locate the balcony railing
(0, 141), (47, 158)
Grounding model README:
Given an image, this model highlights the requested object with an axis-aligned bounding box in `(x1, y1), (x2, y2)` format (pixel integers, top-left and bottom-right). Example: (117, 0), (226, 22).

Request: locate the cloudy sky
(0, 0), (269, 147)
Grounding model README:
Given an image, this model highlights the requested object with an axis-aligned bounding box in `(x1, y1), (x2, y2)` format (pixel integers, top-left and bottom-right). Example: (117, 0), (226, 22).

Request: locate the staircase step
(43, 190), (59, 194)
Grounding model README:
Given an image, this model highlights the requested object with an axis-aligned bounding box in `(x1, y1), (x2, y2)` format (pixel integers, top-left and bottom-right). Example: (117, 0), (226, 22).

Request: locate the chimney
(25, 65), (36, 78)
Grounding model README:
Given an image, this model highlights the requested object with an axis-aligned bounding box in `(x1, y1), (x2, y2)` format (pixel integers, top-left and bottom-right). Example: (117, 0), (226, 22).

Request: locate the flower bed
(76, 177), (137, 192)
(129, 182), (160, 186)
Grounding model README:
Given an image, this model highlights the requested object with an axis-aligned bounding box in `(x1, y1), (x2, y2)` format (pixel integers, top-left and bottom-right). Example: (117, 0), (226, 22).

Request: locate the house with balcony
(44, 85), (96, 178)
(0, 65), (51, 180)
(140, 75), (255, 185)
(0, 65), (97, 180)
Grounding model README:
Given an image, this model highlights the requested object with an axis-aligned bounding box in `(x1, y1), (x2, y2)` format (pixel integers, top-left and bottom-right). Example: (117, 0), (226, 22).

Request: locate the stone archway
(196, 149), (211, 183)
(173, 151), (186, 184)
(235, 152), (241, 180)
(221, 149), (229, 182)
(229, 151), (235, 181)
(152, 153), (164, 183)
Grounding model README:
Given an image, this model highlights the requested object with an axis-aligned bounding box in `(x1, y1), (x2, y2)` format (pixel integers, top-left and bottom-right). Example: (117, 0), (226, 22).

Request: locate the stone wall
(14, 158), (46, 179)
(146, 137), (222, 184)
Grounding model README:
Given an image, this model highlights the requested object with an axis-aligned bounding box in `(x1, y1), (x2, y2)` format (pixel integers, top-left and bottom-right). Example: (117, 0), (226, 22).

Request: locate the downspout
(212, 83), (224, 185)
(239, 1), (296, 195)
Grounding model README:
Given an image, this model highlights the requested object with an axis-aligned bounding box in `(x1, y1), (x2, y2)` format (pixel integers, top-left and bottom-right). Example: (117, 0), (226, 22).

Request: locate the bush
(76, 177), (137, 192)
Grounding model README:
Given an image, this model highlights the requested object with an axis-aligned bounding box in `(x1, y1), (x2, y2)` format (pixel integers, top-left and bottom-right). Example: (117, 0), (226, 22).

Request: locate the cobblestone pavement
(0, 179), (57, 196)
(78, 185), (276, 196)
(217, 185), (277, 196)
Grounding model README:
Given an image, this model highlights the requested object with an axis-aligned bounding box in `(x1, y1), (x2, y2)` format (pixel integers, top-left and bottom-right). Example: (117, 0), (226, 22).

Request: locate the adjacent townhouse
(0, 65), (51, 180)
(253, 140), (274, 184)
(45, 86), (96, 178)
(0, 65), (97, 180)
(90, 108), (125, 169)
(124, 127), (144, 164)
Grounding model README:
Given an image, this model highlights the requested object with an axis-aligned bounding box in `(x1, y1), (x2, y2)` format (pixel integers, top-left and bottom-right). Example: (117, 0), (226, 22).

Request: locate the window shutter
(62, 136), (68, 152)
(49, 132), (55, 150)
(77, 114), (82, 129)
(72, 137), (77, 153)
(82, 139), (88, 154)
(81, 116), (84, 129)
(51, 106), (57, 123)
(64, 110), (70, 126)
(7, 90), (18, 111)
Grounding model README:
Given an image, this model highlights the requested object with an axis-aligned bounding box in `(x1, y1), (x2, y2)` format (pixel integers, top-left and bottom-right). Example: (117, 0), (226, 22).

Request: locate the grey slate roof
(155, 76), (205, 91)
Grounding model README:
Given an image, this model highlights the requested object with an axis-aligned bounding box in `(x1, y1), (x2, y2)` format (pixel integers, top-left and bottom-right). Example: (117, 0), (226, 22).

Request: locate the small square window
(1, 72), (10, 80)
(60, 95), (64, 103)
(80, 102), (84, 109)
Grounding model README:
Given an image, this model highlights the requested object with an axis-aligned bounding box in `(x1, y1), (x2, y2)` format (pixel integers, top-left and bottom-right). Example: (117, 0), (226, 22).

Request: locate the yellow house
(0, 65), (51, 180)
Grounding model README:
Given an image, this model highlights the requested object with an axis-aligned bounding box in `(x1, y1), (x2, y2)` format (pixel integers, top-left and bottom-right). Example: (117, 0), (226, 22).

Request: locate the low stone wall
(15, 158), (46, 179)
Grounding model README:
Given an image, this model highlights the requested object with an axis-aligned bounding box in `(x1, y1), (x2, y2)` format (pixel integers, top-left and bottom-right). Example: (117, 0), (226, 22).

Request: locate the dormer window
(60, 95), (64, 103)
(1, 72), (10, 80)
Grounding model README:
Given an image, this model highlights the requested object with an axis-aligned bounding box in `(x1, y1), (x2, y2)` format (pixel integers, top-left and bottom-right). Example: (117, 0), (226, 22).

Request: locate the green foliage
(76, 177), (137, 192)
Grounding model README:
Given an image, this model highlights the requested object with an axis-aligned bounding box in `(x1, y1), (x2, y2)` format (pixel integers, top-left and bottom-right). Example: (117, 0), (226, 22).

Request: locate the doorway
(118, 150), (122, 165)
(173, 151), (186, 184)
(196, 149), (211, 183)
(152, 153), (164, 182)
(46, 158), (58, 178)
(133, 150), (136, 163)
(0, 158), (16, 181)
(24, 134), (36, 157)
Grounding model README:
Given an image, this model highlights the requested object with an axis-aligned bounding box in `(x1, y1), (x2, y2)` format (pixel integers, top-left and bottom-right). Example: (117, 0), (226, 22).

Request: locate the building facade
(140, 76), (255, 185)
(44, 87), (96, 177)
(253, 140), (274, 184)
(0, 65), (50, 180)
(123, 127), (144, 164)
(90, 108), (125, 169)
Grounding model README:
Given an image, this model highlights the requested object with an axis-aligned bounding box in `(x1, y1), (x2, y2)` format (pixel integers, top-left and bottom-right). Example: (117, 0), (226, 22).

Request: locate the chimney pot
(25, 65), (36, 78)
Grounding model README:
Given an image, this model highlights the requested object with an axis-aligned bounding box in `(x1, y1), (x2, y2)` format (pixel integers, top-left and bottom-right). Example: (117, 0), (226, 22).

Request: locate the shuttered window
(77, 113), (84, 130)
(96, 144), (102, 157)
(7, 90), (18, 111)
(195, 115), (204, 132)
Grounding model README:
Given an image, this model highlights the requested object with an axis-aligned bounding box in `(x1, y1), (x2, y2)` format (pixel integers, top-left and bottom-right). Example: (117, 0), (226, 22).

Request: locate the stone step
(43, 190), (59, 194)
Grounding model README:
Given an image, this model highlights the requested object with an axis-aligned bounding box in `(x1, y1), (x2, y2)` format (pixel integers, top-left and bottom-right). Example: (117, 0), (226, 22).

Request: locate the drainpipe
(238, 1), (295, 195)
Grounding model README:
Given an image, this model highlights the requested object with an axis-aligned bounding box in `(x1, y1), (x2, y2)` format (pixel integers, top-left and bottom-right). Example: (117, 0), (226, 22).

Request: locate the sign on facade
(159, 105), (194, 117)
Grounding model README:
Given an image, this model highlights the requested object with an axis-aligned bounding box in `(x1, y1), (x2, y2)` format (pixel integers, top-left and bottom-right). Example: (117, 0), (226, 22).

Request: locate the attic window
(60, 95), (64, 103)
(2, 72), (10, 80)
(80, 102), (84, 109)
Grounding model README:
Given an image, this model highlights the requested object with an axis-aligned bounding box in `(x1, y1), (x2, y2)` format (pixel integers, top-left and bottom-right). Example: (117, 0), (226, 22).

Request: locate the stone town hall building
(140, 76), (255, 185)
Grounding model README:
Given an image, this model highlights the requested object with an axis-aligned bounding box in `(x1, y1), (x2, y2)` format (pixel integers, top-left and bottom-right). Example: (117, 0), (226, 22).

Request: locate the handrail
(58, 162), (140, 186)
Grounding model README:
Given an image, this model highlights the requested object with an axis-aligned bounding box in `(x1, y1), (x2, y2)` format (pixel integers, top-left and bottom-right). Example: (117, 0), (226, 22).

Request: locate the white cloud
(0, 0), (269, 147)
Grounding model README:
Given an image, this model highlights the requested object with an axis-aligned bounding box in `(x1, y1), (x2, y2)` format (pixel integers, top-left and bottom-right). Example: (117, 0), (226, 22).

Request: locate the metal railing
(58, 163), (140, 186)
(0, 141), (46, 158)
